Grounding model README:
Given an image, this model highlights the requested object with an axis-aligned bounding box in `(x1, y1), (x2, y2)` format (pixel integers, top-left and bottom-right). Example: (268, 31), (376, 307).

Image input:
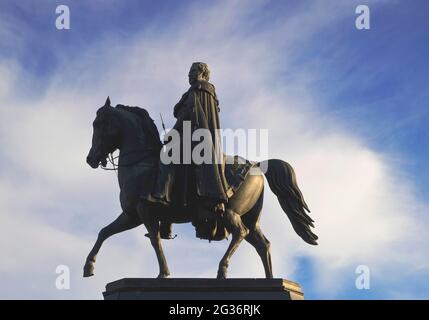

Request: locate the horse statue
(84, 97), (318, 279)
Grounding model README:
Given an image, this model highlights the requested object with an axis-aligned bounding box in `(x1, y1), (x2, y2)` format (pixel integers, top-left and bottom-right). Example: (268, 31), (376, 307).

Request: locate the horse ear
(104, 96), (111, 107)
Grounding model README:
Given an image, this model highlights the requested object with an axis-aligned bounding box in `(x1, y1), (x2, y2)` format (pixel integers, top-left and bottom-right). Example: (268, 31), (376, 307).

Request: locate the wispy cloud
(0, 0), (428, 299)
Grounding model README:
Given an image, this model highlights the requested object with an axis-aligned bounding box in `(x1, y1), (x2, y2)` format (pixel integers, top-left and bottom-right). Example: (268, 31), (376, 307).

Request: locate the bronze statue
(83, 66), (318, 280)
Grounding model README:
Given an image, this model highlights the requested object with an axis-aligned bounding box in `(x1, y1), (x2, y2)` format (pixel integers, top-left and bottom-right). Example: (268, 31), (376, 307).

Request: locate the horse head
(86, 97), (122, 168)
(86, 97), (162, 169)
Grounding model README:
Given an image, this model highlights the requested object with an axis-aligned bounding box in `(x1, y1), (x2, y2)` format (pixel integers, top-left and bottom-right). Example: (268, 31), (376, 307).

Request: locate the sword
(159, 113), (167, 144)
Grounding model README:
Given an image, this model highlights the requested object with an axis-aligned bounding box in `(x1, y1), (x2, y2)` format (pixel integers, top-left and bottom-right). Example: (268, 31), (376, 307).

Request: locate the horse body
(84, 99), (317, 279)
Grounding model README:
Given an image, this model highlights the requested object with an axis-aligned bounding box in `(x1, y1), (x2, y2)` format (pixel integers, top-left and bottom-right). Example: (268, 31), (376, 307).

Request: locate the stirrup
(144, 233), (177, 240)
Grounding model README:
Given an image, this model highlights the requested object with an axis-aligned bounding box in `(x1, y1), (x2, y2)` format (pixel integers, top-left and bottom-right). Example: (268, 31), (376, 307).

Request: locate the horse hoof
(83, 261), (95, 278)
(217, 265), (227, 279)
(157, 272), (170, 279)
(216, 270), (227, 279)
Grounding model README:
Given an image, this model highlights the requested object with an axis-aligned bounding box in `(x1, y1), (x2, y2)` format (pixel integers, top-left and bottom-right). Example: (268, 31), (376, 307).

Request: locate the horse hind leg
(245, 226), (273, 279)
(83, 211), (141, 277)
(241, 187), (272, 278)
(217, 209), (249, 279)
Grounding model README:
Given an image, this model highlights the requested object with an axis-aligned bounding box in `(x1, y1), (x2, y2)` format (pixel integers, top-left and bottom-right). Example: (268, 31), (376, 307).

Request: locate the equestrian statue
(83, 62), (318, 279)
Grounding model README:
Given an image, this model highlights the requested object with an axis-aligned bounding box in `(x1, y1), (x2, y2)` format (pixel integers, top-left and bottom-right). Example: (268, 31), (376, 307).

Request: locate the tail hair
(260, 159), (318, 245)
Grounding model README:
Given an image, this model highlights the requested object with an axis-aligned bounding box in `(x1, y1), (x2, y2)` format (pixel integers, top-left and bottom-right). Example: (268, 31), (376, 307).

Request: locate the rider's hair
(192, 62), (210, 81)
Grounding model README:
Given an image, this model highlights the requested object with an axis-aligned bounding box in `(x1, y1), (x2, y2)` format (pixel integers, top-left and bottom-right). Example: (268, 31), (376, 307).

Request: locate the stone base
(103, 278), (304, 300)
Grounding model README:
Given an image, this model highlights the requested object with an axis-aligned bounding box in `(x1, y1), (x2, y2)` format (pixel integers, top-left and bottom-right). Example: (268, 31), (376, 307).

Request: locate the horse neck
(116, 130), (147, 190)
(114, 110), (160, 190)
(117, 128), (149, 167)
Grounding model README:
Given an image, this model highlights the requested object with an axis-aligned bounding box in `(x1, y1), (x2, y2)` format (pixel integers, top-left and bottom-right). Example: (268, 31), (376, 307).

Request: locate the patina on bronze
(83, 64), (318, 280)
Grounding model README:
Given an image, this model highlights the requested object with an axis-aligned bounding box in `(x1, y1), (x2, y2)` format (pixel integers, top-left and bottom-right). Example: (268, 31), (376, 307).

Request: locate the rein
(100, 148), (158, 171)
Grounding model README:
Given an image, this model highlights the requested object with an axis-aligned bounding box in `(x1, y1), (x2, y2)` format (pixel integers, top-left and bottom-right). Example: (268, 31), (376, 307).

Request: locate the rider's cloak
(145, 80), (231, 208)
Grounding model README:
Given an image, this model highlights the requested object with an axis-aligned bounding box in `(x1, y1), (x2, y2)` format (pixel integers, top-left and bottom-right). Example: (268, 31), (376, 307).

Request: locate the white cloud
(0, 0), (427, 299)
(0, 61), (19, 99)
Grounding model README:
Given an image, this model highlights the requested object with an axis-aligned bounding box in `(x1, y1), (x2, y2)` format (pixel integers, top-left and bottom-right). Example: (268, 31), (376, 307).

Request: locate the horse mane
(116, 105), (162, 149)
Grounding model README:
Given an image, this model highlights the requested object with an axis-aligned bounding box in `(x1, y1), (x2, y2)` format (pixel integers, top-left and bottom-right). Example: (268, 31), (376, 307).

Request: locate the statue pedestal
(103, 278), (304, 300)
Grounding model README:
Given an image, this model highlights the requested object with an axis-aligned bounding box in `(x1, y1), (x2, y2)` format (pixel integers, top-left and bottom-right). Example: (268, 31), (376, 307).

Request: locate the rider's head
(188, 62), (210, 84)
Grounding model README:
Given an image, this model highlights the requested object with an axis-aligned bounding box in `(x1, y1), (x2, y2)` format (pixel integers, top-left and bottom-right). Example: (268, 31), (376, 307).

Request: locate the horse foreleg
(217, 209), (249, 279)
(83, 212), (141, 277)
(137, 202), (170, 278)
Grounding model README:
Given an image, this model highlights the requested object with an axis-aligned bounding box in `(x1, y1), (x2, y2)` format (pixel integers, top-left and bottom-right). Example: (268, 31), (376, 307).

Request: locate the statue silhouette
(84, 97), (317, 279)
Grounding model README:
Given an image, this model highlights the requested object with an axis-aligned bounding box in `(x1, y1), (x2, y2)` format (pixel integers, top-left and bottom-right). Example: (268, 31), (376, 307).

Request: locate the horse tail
(258, 159), (318, 245)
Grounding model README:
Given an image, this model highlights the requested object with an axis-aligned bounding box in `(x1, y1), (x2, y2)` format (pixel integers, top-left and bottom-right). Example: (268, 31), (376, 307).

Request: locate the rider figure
(155, 62), (230, 239)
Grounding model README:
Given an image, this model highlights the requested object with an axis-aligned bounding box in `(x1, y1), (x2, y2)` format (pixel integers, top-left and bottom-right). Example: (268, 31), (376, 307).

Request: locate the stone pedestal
(103, 278), (304, 300)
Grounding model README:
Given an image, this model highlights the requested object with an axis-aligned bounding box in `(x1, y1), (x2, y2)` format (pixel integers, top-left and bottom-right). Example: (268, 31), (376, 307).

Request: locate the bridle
(100, 153), (118, 171)
(100, 149), (158, 171)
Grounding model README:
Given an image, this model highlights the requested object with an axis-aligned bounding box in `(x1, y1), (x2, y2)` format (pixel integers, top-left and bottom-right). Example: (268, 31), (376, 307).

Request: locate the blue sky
(0, 0), (428, 299)
(4, 0), (428, 196)
(305, 2), (429, 199)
